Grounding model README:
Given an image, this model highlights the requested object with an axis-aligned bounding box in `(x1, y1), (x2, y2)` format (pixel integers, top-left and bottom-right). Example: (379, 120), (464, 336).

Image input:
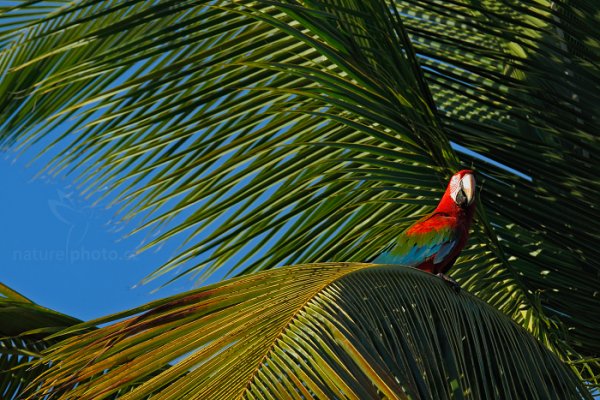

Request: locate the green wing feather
(373, 218), (458, 267)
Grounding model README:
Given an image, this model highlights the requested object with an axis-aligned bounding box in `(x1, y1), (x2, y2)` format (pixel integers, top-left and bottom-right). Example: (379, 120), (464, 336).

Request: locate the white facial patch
(449, 174), (461, 203)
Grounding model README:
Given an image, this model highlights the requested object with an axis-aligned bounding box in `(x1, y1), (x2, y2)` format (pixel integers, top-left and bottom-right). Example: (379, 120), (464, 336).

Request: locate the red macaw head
(448, 170), (476, 208)
(437, 170), (476, 213)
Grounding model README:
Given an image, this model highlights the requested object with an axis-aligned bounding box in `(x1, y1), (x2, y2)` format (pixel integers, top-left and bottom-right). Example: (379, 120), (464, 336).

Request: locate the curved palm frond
(0, 283), (80, 400)
(1, 0), (599, 385)
(28, 264), (590, 399)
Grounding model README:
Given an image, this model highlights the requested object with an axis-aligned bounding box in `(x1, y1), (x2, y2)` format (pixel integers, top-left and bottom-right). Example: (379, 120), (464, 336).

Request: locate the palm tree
(0, 0), (598, 398)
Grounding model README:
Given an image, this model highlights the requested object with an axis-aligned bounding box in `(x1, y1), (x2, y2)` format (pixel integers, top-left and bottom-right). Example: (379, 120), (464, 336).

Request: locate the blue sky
(1, 154), (203, 321)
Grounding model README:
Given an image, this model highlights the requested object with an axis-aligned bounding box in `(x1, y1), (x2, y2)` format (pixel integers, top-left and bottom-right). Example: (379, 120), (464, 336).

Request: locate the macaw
(371, 170), (476, 291)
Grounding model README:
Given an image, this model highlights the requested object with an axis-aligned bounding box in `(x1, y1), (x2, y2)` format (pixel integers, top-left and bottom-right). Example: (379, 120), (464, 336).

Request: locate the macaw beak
(457, 173), (475, 208)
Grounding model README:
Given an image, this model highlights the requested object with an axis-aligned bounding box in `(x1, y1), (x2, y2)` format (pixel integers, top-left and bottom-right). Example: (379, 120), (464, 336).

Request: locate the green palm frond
(28, 264), (590, 399)
(1, 0), (599, 386)
(0, 283), (80, 400)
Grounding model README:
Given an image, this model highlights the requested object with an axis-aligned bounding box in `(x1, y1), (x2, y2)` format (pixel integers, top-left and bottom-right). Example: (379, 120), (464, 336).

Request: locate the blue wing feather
(433, 239), (457, 264)
(372, 228), (457, 267)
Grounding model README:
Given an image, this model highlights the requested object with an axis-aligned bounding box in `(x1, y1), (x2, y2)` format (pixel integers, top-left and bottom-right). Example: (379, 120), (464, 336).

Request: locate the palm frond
(0, 283), (80, 400)
(392, 0), (600, 382)
(28, 264), (590, 399)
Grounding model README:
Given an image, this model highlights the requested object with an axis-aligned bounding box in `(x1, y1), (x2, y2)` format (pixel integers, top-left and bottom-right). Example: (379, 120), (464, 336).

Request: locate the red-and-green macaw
(372, 170), (476, 291)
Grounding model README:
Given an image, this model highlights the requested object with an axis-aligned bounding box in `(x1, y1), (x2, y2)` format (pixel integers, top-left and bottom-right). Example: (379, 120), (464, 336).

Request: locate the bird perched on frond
(371, 170), (476, 292)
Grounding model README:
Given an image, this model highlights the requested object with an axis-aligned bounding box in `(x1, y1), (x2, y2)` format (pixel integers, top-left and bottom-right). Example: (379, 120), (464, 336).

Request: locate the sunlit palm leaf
(28, 264), (590, 399)
(0, 283), (80, 400)
(1, 0), (599, 385)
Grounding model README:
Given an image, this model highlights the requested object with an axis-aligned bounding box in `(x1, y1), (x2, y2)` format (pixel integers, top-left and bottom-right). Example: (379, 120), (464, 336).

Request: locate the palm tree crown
(0, 0), (598, 397)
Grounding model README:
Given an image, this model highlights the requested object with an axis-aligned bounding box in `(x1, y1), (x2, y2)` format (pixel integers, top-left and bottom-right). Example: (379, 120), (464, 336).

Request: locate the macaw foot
(436, 273), (461, 294)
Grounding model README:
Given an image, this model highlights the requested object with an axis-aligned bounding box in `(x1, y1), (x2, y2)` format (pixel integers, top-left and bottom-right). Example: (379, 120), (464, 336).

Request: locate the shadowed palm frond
(0, 283), (80, 400)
